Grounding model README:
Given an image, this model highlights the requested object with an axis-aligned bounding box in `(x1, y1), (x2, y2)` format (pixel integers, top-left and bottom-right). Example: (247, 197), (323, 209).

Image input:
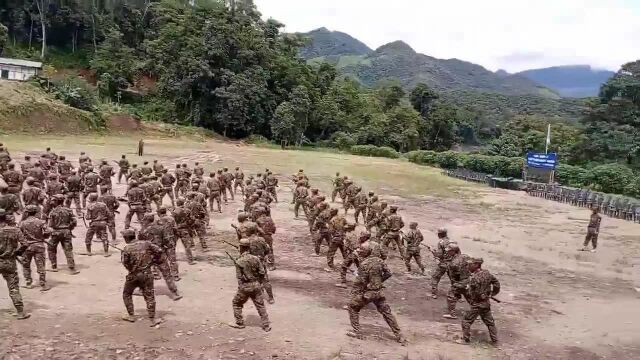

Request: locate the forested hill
(301, 29), (557, 98)
(516, 65), (615, 98)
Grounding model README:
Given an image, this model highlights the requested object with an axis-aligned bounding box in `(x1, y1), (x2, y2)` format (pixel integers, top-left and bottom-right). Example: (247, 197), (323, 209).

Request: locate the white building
(0, 57), (43, 81)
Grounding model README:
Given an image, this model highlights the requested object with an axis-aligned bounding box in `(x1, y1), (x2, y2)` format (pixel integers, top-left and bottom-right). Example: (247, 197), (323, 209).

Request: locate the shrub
(588, 163), (634, 194)
(434, 151), (460, 169)
(406, 150), (438, 165)
(246, 134), (270, 144)
(555, 164), (589, 187)
(350, 145), (400, 159)
(331, 131), (356, 150)
(53, 75), (98, 111)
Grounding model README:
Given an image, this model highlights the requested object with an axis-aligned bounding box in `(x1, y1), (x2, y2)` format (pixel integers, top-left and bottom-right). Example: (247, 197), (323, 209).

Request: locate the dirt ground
(0, 135), (639, 360)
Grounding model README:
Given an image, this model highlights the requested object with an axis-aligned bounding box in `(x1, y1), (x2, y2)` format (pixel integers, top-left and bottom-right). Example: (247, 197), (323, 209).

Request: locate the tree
(271, 101), (296, 147)
(410, 83), (439, 117)
(375, 79), (405, 110)
(421, 103), (458, 151)
(0, 22), (7, 55)
(33, 0), (49, 59)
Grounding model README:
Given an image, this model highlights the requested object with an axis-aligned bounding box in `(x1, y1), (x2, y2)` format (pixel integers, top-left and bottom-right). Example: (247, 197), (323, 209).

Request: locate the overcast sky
(255, 0), (639, 73)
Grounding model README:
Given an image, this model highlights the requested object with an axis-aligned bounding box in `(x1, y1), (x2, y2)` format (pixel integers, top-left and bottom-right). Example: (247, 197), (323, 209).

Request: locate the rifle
(219, 239), (239, 249)
(225, 251), (248, 282)
(80, 213), (88, 228)
(491, 297), (502, 303)
(231, 224), (242, 238)
(108, 243), (124, 252)
(420, 243), (438, 257)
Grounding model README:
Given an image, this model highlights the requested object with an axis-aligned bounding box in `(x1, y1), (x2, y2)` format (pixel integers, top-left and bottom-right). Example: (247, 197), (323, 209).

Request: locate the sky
(254, 0), (640, 73)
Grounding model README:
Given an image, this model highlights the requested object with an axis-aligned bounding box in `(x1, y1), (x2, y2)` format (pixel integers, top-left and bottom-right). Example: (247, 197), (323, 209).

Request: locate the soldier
(343, 180), (356, 214)
(229, 239), (271, 332)
(404, 222), (425, 275)
(128, 164), (143, 183)
(217, 169), (229, 203)
(43, 173), (65, 217)
(117, 155), (130, 184)
(244, 179), (256, 199)
(19, 205), (51, 291)
(331, 172), (343, 203)
(582, 207), (601, 252)
(57, 156), (73, 182)
(430, 227), (452, 299)
(365, 195), (379, 227)
(327, 211), (351, 269)
(307, 193), (325, 233)
(443, 243), (469, 319)
(79, 151), (91, 167)
(312, 204), (332, 256)
(21, 178), (46, 219)
(207, 172), (222, 213)
(28, 162), (46, 188)
(125, 180), (146, 229)
(64, 170), (83, 215)
(21, 155), (34, 175)
(265, 171), (278, 203)
(255, 211), (276, 270)
(85, 193), (112, 257)
(0, 209), (31, 319)
(98, 192), (119, 243)
(382, 206), (405, 259)
(172, 199), (195, 265)
(48, 195), (79, 274)
(293, 181), (309, 218)
(98, 160), (115, 195)
(338, 230), (370, 286)
(185, 194), (208, 251)
(246, 225), (274, 304)
(233, 167), (245, 195)
(120, 228), (165, 326)
(160, 169), (176, 207)
(461, 257), (500, 345)
(0, 147), (11, 172)
(174, 164), (185, 197)
(152, 160), (164, 178)
(193, 162), (204, 179)
(148, 176), (163, 211)
(141, 161), (153, 177)
(138, 139), (144, 156)
(3, 163), (24, 209)
(156, 207), (180, 280)
(82, 166), (100, 209)
(0, 186), (21, 221)
(353, 187), (368, 224)
(138, 214), (182, 299)
(346, 243), (406, 345)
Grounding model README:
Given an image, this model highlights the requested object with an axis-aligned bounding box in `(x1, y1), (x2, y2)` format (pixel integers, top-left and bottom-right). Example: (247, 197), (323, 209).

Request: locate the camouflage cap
(467, 257), (484, 265)
(437, 227), (448, 234)
(0, 208), (6, 217)
(359, 231), (372, 240)
(389, 205), (398, 211)
(238, 212), (249, 221)
(25, 205), (38, 214)
(157, 206), (167, 214)
(48, 173), (57, 179)
(445, 242), (459, 252)
(53, 194), (65, 201)
(409, 221), (418, 228)
(88, 193), (99, 201)
(239, 238), (251, 247)
(121, 229), (136, 239)
(143, 213), (155, 222)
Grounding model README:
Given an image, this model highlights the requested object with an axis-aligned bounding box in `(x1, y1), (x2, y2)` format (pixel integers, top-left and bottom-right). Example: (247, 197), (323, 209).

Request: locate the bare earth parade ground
(1, 135), (639, 360)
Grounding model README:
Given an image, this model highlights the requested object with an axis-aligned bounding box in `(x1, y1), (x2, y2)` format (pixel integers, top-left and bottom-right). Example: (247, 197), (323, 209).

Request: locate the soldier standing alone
(582, 208), (601, 252)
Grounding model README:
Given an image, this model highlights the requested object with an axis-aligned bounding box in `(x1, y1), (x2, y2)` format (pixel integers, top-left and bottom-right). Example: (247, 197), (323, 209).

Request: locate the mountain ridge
(516, 65), (615, 97)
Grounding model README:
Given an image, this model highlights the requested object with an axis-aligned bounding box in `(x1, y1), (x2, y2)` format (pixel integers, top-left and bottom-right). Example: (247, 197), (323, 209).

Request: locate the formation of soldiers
(0, 145), (502, 346)
(289, 170), (502, 345)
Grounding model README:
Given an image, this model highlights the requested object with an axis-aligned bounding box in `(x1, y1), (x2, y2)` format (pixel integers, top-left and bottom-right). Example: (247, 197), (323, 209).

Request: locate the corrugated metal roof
(0, 57), (43, 68)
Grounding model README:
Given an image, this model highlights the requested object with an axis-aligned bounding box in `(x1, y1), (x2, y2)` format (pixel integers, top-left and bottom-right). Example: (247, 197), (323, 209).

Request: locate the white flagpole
(545, 124), (551, 154)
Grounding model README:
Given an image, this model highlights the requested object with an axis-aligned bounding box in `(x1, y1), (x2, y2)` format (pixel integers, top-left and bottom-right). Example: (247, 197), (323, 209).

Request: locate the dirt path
(1, 143), (639, 360)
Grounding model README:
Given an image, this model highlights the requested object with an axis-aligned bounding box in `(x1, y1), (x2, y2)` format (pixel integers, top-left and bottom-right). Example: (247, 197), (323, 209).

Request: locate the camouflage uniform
(148, 178), (163, 210)
(353, 191), (368, 224)
(248, 234), (274, 303)
(207, 175), (222, 212)
(331, 174), (343, 203)
(185, 199), (208, 249)
(382, 210), (405, 259)
(231, 249), (270, 330)
(313, 207), (333, 255)
(193, 164), (204, 180)
(0, 220), (28, 315)
(21, 185), (46, 219)
(172, 204), (195, 264)
(404, 226), (425, 274)
(327, 214), (348, 268)
(265, 173), (278, 203)
(156, 213), (180, 279)
(48, 201), (78, 272)
(462, 263), (500, 343)
(339, 231), (364, 284)
(140, 163), (153, 177)
(128, 166), (143, 183)
(28, 165), (46, 188)
(64, 173), (83, 214)
(430, 234), (452, 298)
(138, 217), (180, 294)
(234, 169), (245, 195)
(98, 163), (115, 195)
(160, 171), (176, 207)
(57, 158), (73, 182)
(343, 182), (358, 213)
(446, 252), (470, 317)
(82, 171), (100, 208)
(0, 191), (21, 219)
(121, 238), (164, 322)
(44, 178), (66, 216)
(583, 212), (602, 250)
(153, 162), (164, 178)
(117, 157), (130, 183)
(223, 170), (235, 201)
(98, 193), (119, 242)
(19, 214), (50, 289)
(3, 167), (24, 208)
(85, 199), (112, 256)
(125, 184), (147, 229)
(347, 253), (404, 343)
(293, 184), (309, 218)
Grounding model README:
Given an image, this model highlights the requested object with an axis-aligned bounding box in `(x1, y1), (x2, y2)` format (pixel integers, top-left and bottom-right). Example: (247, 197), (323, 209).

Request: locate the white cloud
(255, 0), (640, 72)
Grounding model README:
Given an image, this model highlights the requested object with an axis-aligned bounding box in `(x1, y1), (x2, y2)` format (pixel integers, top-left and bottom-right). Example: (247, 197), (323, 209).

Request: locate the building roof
(0, 57), (43, 68)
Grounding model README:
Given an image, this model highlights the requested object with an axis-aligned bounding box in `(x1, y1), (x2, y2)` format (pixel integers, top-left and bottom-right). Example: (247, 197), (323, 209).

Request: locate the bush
(588, 163), (634, 194)
(350, 145), (400, 159)
(555, 164), (589, 187)
(493, 156), (523, 178)
(461, 154), (497, 173)
(246, 134), (270, 145)
(406, 150), (438, 165)
(434, 151), (460, 169)
(331, 131), (356, 150)
(53, 75), (98, 111)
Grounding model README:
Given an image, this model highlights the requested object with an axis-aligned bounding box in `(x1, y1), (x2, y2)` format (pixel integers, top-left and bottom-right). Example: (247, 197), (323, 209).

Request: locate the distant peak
(375, 40), (415, 54)
(495, 69), (510, 76)
(312, 27), (330, 33)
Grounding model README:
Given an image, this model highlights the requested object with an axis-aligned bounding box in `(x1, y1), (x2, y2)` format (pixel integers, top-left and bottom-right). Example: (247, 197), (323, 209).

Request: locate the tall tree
(0, 22), (7, 55)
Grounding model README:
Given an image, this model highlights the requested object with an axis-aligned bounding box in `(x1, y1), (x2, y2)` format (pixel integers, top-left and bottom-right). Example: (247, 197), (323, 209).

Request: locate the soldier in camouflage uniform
(0, 209), (31, 319)
(21, 155), (34, 176)
(460, 257), (500, 345)
(19, 205), (51, 291)
(582, 207), (602, 252)
(140, 161), (153, 177)
(192, 162), (203, 180)
(117, 155), (130, 184)
(443, 243), (469, 319)
(3, 163), (23, 210)
(343, 180), (357, 214)
(430, 228), (451, 299)
(48, 195), (79, 274)
(365, 196), (381, 230)
(21, 178), (46, 220)
(293, 181), (309, 218)
(185, 194), (208, 250)
(128, 164), (143, 183)
(0, 186), (21, 222)
(64, 170), (83, 215)
(353, 187), (369, 224)
(346, 242), (406, 345)
(152, 160), (164, 178)
(125, 180), (147, 229)
(221, 168), (235, 202)
(265, 171), (278, 203)
(159, 169), (176, 207)
(255, 211), (277, 270)
(85, 193), (112, 257)
(234, 167), (245, 195)
(331, 172), (343, 203)
(148, 176), (163, 211)
(156, 207), (180, 280)
(57, 156), (73, 183)
(28, 162), (46, 188)
(307, 193), (325, 232)
(82, 166), (100, 209)
(43, 173), (66, 217)
(120, 228), (166, 326)
(327, 211), (350, 269)
(98, 160), (115, 195)
(98, 192), (119, 243)
(404, 222), (425, 275)
(171, 199), (195, 265)
(312, 203), (332, 256)
(382, 206), (405, 259)
(339, 230), (371, 286)
(245, 225), (274, 304)
(229, 239), (271, 332)
(207, 172), (222, 213)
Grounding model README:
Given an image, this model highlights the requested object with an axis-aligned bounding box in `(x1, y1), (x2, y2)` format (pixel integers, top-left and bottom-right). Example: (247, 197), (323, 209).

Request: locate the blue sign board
(526, 152), (557, 170)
